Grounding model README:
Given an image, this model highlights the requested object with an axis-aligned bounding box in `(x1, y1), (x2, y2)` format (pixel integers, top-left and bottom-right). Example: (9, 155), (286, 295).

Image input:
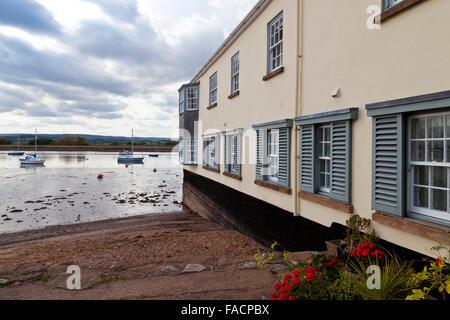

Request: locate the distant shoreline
(0, 145), (177, 153)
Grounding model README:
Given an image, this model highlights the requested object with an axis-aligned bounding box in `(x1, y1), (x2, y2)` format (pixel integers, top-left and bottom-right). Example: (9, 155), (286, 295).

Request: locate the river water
(0, 151), (183, 234)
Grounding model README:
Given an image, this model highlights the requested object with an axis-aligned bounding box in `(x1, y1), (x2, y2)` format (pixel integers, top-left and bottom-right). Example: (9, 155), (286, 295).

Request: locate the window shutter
(224, 135), (230, 172)
(278, 127), (290, 187)
(236, 134), (241, 176)
(300, 125), (315, 193)
(202, 139), (208, 166)
(256, 129), (265, 181)
(329, 121), (351, 204)
(214, 135), (220, 170)
(372, 115), (405, 217)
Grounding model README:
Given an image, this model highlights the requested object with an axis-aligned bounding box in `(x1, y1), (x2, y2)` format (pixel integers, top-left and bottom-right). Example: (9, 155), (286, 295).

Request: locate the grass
(100, 274), (122, 284)
(0, 280), (16, 288)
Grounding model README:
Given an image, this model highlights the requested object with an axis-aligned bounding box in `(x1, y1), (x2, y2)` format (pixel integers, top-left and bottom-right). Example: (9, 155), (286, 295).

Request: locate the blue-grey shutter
(278, 128), (290, 187)
(256, 129), (265, 181)
(329, 121), (351, 204)
(214, 134), (220, 170)
(300, 125), (315, 193)
(372, 114), (405, 217)
(224, 135), (230, 172)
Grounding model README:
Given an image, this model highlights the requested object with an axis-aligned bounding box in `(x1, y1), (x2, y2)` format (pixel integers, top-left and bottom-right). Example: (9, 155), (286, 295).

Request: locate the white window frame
(185, 137), (197, 165)
(231, 52), (239, 94)
(407, 111), (450, 222)
(318, 125), (331, 193)
(209, 72), (218, 105)
(179, 88), (185, 114)
(268, 12), (283, 73)
(186, 87), (198, 111)
(179, 138), (184, 164)
(267, 129), (279, 182)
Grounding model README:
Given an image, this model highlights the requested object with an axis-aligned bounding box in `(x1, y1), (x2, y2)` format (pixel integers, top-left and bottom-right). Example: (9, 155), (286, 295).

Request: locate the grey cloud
(0, 0), (61, 35)
(86, 0), (139, 22)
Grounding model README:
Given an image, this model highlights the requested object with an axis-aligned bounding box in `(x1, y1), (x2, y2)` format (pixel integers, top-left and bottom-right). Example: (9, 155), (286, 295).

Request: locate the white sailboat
(118, 129), (144, 164)
(20, 129), (45, 166)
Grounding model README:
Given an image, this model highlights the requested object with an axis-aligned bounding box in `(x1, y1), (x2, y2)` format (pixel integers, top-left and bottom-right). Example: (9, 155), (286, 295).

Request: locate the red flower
(289, 296), (296, 301)
(284, 274), (292, 282)
(293, 270), (301, 278)
(292, 277), (301, 287)
(327, 257), (338, 267)
(279, 293), (288, 300)
(274, 283), (282, 291)
(435, 258), (443, 266)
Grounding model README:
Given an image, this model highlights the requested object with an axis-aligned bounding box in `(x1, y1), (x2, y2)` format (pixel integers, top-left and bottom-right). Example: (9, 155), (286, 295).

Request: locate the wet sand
(0, 210), (282, 300)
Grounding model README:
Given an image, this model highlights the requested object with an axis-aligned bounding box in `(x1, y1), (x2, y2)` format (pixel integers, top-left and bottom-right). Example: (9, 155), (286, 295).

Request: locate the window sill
(228, 91), (240, 100)
(298, 192), (354, 214)
(207, 103), (218, 110)
(262, 67), (284, 81)
(223, 171), (242, 181)
(378, 0), (425, 23)
(202, 165), (220, 174)
(372, 212), (450, 245)
(254, 180), (291, 195)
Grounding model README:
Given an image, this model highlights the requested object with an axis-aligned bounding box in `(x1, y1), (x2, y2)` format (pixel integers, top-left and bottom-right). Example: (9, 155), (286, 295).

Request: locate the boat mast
(35, 129), (37, 154)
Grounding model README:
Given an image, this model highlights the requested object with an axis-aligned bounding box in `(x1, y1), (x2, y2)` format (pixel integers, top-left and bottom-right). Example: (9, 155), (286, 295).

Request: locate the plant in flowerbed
(271, 254), (347, 300)
(406, 246), (449, 300)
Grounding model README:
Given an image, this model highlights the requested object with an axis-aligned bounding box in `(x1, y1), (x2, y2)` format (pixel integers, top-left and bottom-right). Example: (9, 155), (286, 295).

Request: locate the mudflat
(0, 210), (281, 300)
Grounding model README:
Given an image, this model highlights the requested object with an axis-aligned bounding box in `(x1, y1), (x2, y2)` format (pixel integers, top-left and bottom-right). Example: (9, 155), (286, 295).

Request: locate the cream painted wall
(300, 0), (450, 256)
(185, 0), (300, 213)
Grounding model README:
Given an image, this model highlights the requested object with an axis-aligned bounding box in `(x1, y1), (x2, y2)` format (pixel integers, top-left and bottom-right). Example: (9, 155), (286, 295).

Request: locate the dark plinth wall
(182, 169), (347, 252)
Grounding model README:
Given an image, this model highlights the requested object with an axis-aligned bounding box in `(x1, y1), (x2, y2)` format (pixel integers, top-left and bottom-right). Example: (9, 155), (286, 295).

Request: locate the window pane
(325, 143), (331, 157)
(325, 127), (331, 141)
(431, 167), (447, 188)
(319, 159), (326, 173)
(414, 166), (429, 186)
(414, 186), (429, 208)
(431, 189), (447, 212)
(411, 141), (425, 161)
(427, 141), (444, 162)
(326, 174), (330, 189)
(411, 118), (425, 139)
(447, 116), (450, 138)
(448, 140), (450, 163)
(427, 116), (444, 139)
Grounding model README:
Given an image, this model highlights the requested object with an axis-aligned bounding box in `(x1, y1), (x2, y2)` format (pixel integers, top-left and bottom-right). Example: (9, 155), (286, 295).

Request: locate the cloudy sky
(0, 0), (258, 138)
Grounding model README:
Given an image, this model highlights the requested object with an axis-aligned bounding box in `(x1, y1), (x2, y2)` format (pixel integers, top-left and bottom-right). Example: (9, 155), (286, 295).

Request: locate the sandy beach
(0, 210), (285, 300)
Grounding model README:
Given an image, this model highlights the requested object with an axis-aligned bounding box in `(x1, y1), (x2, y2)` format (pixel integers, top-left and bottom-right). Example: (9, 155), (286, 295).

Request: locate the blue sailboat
(8, 135), (24, 156)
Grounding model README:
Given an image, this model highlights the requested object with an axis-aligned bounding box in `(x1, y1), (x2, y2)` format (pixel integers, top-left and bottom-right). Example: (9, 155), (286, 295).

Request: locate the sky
(0, 0), (258, 138)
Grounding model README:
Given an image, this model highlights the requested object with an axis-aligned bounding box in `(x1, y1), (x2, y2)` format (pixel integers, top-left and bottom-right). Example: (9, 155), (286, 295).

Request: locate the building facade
(178, 0), (450, 256)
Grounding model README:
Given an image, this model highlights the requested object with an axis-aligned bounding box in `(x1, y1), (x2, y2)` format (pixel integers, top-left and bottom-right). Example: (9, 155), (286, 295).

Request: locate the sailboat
(8, 135), (24, 156)
(20, 129), (45, 166)
(118, 129), (144, 164)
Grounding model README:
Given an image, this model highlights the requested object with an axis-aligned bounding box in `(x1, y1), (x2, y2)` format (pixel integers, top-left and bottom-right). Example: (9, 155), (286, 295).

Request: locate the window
(268, 12), (283, 73)
(224, 129), (242, 177)
(366, 89), (450, 227)
(296, 108), (358, 204)
(185, 137), (197, 165)
(267, 129), (279, 182)
(186, 86), (198, 110)
(384, 0), (404, 10)
(253, 119), (292, 191)
(318, 125), (331, 193)
(203, 133), (220, 170)
(231, 53), (239, 94)
(209, 73), (218, 106)
(408, 113), (450, 222)
(179, 88), (185, 114)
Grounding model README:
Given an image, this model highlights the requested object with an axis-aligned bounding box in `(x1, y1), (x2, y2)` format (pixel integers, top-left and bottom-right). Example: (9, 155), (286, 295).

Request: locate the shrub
(406, 253), (449, 300)
(0, 137), (12, 145)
